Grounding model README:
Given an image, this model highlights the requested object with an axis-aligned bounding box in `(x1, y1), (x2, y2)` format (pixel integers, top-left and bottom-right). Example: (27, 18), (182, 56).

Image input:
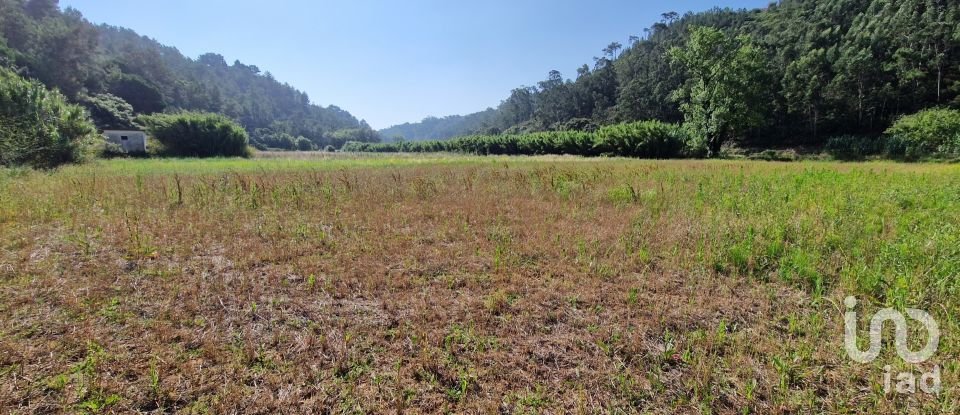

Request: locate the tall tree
(603, 42), (623, 59)
(25, 0), (57, 19)
(0, 1), (373, 145)
(669, 27), (769, 156)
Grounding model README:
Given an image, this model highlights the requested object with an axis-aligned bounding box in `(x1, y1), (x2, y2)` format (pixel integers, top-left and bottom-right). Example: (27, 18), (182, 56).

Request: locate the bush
(96, 140), (127, 159)
(555, 118), (599, 133)
(885, 108), (960, 159)
(295, 136), (314, 151)
(748, 149), (799, 162)
(594, 121), (689, 158)
(251, 129), (296, 150)
(108, 73), (165, 114)
(79, 93), (138, 130)
(328, 128), (381, 148)
(342, 121), (697, 159)
(139, 112), (250, 158)
(825, 135), (886, 160)
(0, 68), (98, 168)
(679, 123), (708, 158)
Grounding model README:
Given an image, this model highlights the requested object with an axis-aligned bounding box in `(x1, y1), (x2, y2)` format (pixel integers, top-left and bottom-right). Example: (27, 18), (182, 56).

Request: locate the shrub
(555, 118), (599, 133)
(680, 123), (709, 158)
(0, 67), (98, 168)
(79, 93), (138, 130)
(341, 141), (396, 153)
(295, 136), (314, 151)
(342, 121), (698, 159)
(825, 135), (886, 160)
(328, 128), (381, 148)
(594, 121), (688, 158)
(885, 108), (960, 159)
(139, 112), (250, 158)
(96, 140), (127, 159)
(251, 129), (296, 150)
(748, 149), (798, 162)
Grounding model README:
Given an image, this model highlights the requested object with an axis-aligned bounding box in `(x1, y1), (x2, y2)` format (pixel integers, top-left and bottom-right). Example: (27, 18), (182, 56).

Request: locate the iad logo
(844, 296), (941, 395)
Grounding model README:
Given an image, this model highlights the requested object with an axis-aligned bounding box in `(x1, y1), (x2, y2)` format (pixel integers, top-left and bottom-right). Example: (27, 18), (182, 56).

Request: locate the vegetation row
(346, 108), (960, 161)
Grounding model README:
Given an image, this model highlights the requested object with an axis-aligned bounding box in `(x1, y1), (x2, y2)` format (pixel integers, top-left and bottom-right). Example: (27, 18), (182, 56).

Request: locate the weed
(3, 156), (959, 413)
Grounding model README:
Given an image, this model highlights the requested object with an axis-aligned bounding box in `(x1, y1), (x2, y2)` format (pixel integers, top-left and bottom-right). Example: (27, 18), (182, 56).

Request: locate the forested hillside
(0, 0), (380, 150)
(379, 108), (499, 141)
(384, 0), (960, 145)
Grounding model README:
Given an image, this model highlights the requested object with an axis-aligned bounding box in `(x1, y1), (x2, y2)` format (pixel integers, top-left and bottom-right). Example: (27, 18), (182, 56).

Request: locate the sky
(60, 0), (771, 129)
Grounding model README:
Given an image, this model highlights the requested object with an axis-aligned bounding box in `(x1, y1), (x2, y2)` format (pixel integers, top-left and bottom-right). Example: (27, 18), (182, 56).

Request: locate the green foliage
(139, 112), (251, 158)
(379, 109), (501, 141)
(346, 121), (692, 158)
(885, 108), (960, 159)
(387, 0), (960, 152)
(556, 117), (599, 133)
(95, 140), (126, 159)
(747, 149), (799, 162)
(251, 129), (296, 150)
(79, 93), (137, 130)
(328, 128), (381, 147)
(824, 135), (887, 161)
(669, 27), (769, 157)
(107, 73), (165, 114)
(294, 136), (313, 151)
(0, 67), (97, 168)
(594, 121), (689, 158)
(0, 2), (367, 146)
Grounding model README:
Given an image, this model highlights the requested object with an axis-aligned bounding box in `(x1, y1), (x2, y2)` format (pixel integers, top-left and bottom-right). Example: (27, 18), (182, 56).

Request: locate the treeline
(346, 121), (697, 158)
(378, 109), (500, 141)
(0, 0), (381, 150)
(382, 0), (960, 146)
(2, 63), (258, 167)
(347, 108), (960, 161)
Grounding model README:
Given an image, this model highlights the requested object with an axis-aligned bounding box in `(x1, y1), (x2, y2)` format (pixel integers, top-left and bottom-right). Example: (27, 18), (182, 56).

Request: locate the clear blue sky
(60, 0), (770, 129)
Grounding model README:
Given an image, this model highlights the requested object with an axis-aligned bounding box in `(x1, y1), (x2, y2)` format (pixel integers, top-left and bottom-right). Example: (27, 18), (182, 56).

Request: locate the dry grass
(0, 156), (957, 414)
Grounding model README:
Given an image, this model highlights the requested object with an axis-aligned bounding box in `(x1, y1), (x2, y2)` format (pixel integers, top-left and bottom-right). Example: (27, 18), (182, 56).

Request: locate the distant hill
(0, 0), (380, 149)
(379, 108), (499, 141)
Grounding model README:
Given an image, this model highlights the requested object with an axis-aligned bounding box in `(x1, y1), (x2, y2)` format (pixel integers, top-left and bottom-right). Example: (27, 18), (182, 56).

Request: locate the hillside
(378, 108), (498, 141)
(382, 0), (960, 144)
(0, 0), (380, 149)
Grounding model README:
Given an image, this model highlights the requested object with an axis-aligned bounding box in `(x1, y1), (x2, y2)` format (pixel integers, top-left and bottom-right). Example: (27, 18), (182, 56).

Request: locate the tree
(250, 129), (296, 150)
(0, 67), (97, 168)
(295, 136), (313, 151)
(79, 93), (137, 130)
(885, 108), (960, 159)
(499, 87), (536, 126)
(661, 12), (680, 24)
(535, 71), (576, 128)
(783, 49), (830, 137)
(108, 73), (165, 114)
(139, 112), (250, 158)
(25, 0), (58, 19)
(669, 27), (769, 157)
(0, 2), (369, 148)
(30, 7), (98, 97)
(603, 42), (623, 59)
(327, 127), (381, 148)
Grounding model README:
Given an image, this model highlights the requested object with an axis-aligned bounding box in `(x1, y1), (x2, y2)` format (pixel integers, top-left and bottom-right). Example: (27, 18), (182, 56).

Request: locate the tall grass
(2, 156), (958, 413)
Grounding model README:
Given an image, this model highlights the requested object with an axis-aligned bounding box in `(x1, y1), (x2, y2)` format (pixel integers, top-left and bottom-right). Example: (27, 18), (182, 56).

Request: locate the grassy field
(1, 154), (958, 414)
